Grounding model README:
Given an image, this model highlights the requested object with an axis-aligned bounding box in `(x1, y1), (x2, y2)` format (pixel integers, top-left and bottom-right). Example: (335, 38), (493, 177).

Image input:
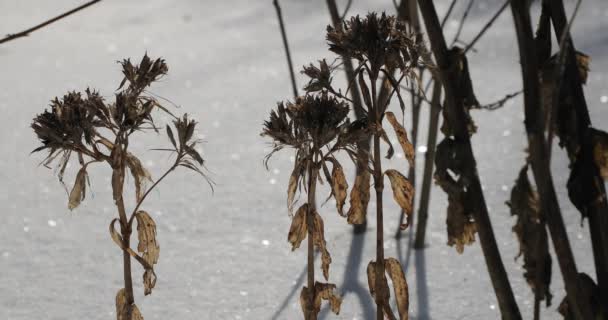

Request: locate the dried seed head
(326, 12), (426, 77)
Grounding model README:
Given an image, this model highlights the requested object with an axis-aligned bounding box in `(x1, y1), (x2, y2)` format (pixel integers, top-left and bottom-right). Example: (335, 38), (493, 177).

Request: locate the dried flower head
(327, 12), (425, 77)
(263, 92), (350, 153)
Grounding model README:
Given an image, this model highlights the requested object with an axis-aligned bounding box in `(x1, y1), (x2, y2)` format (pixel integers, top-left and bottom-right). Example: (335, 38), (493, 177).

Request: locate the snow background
(1, 0), (607, 319)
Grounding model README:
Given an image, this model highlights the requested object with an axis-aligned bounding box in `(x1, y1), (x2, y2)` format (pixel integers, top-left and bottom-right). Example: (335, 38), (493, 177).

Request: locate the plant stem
(306, 155), (317, 320)
(509, 1), (593, 318)
(273, 0), (298, 99)
(547, 0), (608, 299)
(417, 1), (521, 318)
(0, 0), (102, 45)
(414, 81), (441, 249)
(111, 143), (135, 307)
(370, 76), (385, 320)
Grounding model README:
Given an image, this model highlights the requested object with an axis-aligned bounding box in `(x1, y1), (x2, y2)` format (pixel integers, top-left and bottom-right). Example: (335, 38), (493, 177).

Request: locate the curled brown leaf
(330, 162), (348, 215)
(385, 258), (409, 320)
(126, 153), (152, 202)
(313, 210), (332, 280)
(68, 166), (88, 210)
(347, 169), (370, 225)
(287, 204), (308, 251)
(385, 112), (414, 168)
(116, 288), (144, 320)
(384, 169), (414, 228)
(135, 211), (159, 266)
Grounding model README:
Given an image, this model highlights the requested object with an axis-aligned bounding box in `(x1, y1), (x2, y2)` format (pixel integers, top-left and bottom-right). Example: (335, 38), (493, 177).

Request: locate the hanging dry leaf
(385, 112), (414, 167)
(592, 129), (608, 179)
(331, 162), (348, 215)
(116, 288), (144, 320)
(126, 153), (152, 202)
(446, 194), (477, 254)
(313, 210), (332, 280)
(385, 258), (409, 320)
(287, 162), (302, 216)
(68, 166), (88, 210)
(299, 282), (343, 319)
(143, 269), (157, 296)
(347, 170), (370, 225)
(366, 260), (395, 320)
(288, 204), (308, 251)
(575, 52), (590, 84)
(135, 211), (159, 266)
(508, 165), (552, 306)
(385, 169), (414, 228)
(315, 282), (342, 315)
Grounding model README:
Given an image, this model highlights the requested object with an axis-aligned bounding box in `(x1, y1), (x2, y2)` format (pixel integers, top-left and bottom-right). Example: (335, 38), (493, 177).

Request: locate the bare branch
(451, 0), (475, 47)
(273, 0), (299, 99)
(463, 0), (509, 54)
(0, 0), (101, 45)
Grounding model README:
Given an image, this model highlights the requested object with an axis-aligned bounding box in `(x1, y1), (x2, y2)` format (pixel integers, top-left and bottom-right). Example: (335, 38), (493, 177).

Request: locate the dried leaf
(385, 112), (414, 167)
(592, 129), (608, 179)
(135, 211), (159, 266)
(68, 167), (88, 210)
(385, 258), (409, 320)
(116, 288), (144, 320)
(315, 282), (342, 315)
(287, 204), (308, 251)
(166, 125), (177, 149)
(384, 169), (414, 228)
(446, 195), (477, 254)
(287, 162), (302, 216)
(366, 260), (395, 320)
(313, 210), (332, 280)
(508, 165), (552, 306)
(576, 52), (590, 84)
(331, 162), (348, 215)
(143, 269), (157, 296)
(347, 169), (370, 225)
(126, 154), (152, 202)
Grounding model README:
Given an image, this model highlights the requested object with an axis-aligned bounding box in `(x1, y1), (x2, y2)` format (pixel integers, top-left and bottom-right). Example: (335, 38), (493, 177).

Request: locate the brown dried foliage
(32, 54), (209, 318)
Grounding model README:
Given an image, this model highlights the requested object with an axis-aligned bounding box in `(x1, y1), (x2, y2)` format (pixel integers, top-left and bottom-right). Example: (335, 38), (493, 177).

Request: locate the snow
(1, 0), (607, 319)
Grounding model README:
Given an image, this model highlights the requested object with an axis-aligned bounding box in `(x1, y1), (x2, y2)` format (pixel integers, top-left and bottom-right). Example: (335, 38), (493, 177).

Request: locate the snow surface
(1, 0), (607, 319)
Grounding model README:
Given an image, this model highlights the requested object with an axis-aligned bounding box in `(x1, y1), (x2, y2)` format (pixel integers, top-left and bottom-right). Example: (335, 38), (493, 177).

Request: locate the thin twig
(440, 0), (459, 29)
(463, 0), (509, 54)
(0, 0), (101, 45)
(273, 0), (299, 99)
(451, 0), (475, 46)
(474, 90), (523, 110)
(340, 0), (354, 20)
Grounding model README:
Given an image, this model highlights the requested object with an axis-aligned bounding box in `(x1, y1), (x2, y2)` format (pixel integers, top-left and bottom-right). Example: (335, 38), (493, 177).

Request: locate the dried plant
(262, 91), (363, 319)
(31, 54), (210, 319)
(298, 12), (428, 319)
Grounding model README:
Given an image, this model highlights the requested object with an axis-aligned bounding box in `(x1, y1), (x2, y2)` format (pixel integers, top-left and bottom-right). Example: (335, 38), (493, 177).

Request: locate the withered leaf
(313, 210), (332, 280)
(446, 195), (477, 254)
(385, 169), (414, 228)
(126, 153), (152, 202)
(330, 162), (348, 215)
(287, 162), (302, 216)
(576, 52), (590, 84)
(508, 165), (552, 306)
(315, 282), (342, 315)
(592, 129), (608, 179)
(135, 211), (159, 266)
(385, 112), (414, 168)
(287, 204), (308, 251)
(68, 166), (88, 210)
(143, 269), (157, 296)
(116, 288), (144, 320)
(366, 260), (395, 320)
(347, 169), (370, 225)
(385, 258), (409, 320)
(300, 282), (343, 318)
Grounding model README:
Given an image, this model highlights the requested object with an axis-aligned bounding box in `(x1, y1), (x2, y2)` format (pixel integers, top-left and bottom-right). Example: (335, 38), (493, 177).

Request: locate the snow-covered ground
(1, 0), (607, 319)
